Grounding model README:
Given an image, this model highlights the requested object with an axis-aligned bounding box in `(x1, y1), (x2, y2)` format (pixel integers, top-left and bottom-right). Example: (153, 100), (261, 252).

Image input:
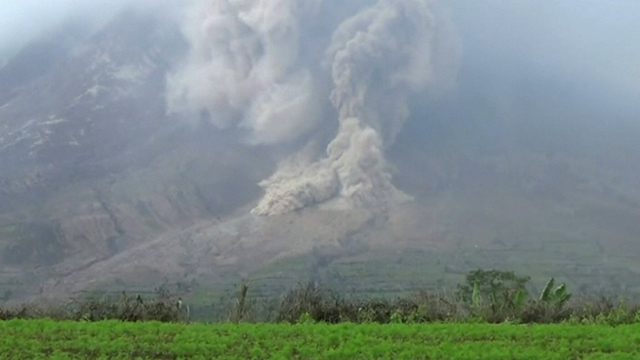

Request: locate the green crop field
(2, 320), (640, 359)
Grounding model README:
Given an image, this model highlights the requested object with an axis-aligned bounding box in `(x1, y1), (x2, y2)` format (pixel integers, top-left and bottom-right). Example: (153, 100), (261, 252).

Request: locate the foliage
(456, 269), (531, 322)
(228, 282), (253, 323)
(2, 268), (640, 326)
(539, 277), (572, 308)
(298, 312), (314, 324)
(3, 320), (640, 359)
(0, 291), (187, 323)
(457, 269), (530, 305)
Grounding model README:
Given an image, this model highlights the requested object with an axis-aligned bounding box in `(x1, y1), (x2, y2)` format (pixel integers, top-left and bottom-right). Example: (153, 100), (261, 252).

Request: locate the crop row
(2, 320), (640, 359)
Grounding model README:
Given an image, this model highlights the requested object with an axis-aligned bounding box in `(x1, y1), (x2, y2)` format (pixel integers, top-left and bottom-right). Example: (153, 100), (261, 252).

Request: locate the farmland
(2, 319), (640, 359)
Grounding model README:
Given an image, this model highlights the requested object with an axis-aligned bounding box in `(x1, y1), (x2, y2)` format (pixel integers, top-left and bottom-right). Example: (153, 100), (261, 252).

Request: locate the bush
(0, 291), (187, 323)
(2, 269), (639, 325)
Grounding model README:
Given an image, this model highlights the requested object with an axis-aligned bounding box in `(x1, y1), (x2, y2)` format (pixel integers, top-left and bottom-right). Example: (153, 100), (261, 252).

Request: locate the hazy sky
(1, 0), (638, 117)
(0, 0), (178, 64)
(2, 0), (638, 93)
(0, 1), (116, 60)
(449, 0), (640, 101)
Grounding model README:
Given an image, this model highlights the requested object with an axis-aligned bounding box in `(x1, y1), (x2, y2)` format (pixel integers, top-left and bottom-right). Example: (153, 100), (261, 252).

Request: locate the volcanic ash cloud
(166, 0), (324, 144)
(167, 0), (460, 216)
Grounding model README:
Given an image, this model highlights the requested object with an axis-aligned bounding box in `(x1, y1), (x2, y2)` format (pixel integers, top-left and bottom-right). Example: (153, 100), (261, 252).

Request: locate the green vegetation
(3, 269), (640, 358)
(2, 320), (640, 359)
(0, 290), (185, 323)
(3, 269), (640, 326)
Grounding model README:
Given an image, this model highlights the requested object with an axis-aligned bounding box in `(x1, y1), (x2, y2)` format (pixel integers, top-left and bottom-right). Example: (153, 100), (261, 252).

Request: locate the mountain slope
(1, 7), (639, 304)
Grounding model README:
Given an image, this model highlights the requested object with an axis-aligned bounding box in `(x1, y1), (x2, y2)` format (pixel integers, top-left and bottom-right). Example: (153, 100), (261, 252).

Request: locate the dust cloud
(167, 0), (461, 216)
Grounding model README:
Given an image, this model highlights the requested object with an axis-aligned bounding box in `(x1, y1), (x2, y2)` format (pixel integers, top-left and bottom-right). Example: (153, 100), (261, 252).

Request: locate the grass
(2, 319), (640, 359)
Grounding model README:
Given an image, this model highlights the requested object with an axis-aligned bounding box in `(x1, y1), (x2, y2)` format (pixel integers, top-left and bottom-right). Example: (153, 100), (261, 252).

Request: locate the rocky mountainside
(1, 6), (640, 304)
(0, 9), (412, 302)
(0, 10), (280, 299)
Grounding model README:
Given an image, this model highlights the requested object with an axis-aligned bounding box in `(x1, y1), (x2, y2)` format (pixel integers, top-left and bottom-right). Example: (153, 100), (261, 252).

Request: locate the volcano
(2, 3), (640, 305)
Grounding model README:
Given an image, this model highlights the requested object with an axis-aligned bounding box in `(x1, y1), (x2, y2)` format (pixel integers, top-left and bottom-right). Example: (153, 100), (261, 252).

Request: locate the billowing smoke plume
(167, 0), (460, 216)
(166, 0), (324, 144)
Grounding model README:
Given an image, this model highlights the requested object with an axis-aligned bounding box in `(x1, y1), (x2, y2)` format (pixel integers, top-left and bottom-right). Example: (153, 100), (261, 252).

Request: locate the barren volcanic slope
(1, 2), (640, 304)
(0, 9), (276, 301)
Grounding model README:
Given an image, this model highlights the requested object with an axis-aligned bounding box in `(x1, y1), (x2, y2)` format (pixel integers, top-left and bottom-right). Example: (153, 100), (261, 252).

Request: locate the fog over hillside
(0, 0), (639, 302)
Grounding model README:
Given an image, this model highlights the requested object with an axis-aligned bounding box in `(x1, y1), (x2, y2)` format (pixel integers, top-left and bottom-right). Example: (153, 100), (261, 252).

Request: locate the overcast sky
(1, 0), (638, 102)
(448, 0), (640, 102)
(0, 1), (115, 60)
(0, 0), (179, 64)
